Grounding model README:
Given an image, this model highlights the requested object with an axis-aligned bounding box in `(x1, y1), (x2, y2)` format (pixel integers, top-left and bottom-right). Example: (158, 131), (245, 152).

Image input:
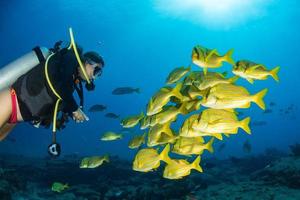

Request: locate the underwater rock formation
(290, 143), (300, 157)
(252, 157), (300, 189)
(1, 152), (300, 200)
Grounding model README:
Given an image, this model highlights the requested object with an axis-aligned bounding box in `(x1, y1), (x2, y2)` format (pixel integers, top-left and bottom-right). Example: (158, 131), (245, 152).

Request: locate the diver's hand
(72, 107), (89, 123)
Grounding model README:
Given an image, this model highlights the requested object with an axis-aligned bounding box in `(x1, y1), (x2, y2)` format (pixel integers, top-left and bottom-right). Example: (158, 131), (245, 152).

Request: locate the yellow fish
(121, 112), (144, 128)
(201, 83), (268, 110)
(163, 156), (203, 180)
(147, 122), (177, 147)
(179, 114), (224, 140)
(133, 144), (171, 172)
(192, 109), (251, 134)
(128, 133), (146, 149)
(193, 71), (239, 90)
(183, 71), (202, 86)
(147, 83), (183, 116)
(166, 66), (191, 85)
(172, 136), (214, 156)
(233, 60), (280, 84)
(184, 99), (202, 113)
(100, 131), (123, 141)
(150, 103), (187, 126)
(192, 45), (234, 75)
(182, 85), (207, 100)
(140, 116), (152, 130)
(51, 182), (69, 193)
(171, 86), (195, 102)
(179, 115), (200, 137)
(140, 115), (161, 129)
(156, 132), (178, 146)
(80, 155), (109, 168)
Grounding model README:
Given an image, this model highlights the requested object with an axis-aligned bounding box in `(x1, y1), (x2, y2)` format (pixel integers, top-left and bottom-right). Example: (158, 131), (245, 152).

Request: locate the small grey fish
(88, 104), (107, 112)
(269, 102), (276, 107)
(243, 140), (252, 153)
(112, 87), (140, 95)
(105, 113), (120, 119)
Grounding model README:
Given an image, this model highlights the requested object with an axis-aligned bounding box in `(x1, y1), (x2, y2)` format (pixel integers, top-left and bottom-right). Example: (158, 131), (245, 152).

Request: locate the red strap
(8, 89), (18, 124)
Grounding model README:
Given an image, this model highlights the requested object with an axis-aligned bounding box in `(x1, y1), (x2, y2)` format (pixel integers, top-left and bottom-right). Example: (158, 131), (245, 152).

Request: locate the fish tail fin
(228, 75), (239, 83)
(270, 66), (280, 82)
(224, 49), (235, 65)
(191, 156), (203, 173)
(214, 133), (223, 140)
(252, 88), (268, 110)
(239, 117), (251, 134)
(206, 138), (215, 153)
(172, 82), (183, 99)
(160, 144), (172, 164)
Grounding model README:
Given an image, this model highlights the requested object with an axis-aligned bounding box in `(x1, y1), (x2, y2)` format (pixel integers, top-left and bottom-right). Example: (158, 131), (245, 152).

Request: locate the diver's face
(79, 61), (102, 81)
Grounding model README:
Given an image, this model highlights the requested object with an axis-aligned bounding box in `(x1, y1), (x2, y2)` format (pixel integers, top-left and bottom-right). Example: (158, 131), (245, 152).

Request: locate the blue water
(0, 0), (299, 161)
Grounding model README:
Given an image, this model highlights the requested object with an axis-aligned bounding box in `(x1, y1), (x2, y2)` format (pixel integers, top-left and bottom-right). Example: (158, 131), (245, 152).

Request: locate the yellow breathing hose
(44, 53), (62, 133)
(44, 27), (88, 134)
(68, 27), (91, 84)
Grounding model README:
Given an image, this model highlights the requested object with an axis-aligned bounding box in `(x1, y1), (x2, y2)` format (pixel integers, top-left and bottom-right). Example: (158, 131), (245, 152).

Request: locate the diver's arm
(59, 77), (89, 122)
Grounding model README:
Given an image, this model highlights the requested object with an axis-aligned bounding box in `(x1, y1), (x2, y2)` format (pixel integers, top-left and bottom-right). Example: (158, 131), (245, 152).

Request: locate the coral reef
(290, 143), (300, 157)
(0, 149), (300, 200)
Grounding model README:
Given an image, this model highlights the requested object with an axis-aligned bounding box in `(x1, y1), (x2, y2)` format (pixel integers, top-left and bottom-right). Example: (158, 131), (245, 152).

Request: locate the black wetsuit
(12, 48), (81, 122)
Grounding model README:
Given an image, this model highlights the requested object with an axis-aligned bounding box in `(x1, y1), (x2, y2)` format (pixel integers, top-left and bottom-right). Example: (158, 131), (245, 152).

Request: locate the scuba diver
(0, 28), (104, 157)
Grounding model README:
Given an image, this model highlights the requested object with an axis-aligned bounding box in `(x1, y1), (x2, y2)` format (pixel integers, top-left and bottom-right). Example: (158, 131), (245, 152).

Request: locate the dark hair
(83, 51), (105, 67)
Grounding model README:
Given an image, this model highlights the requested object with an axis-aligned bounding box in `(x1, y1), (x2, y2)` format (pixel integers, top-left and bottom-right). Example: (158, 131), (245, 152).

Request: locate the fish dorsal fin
(205, 49), (218, 62)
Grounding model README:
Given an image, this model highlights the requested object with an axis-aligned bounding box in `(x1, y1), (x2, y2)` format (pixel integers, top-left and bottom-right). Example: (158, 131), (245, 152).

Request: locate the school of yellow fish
(93, 45), (280, 180)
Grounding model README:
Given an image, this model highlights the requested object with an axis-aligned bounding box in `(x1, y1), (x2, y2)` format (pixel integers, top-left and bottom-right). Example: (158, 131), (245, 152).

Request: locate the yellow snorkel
(68, 27), (91, 84)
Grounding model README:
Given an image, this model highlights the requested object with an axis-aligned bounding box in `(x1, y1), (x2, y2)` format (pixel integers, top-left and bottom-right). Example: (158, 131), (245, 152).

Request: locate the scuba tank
(0, 47), (50, 92)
